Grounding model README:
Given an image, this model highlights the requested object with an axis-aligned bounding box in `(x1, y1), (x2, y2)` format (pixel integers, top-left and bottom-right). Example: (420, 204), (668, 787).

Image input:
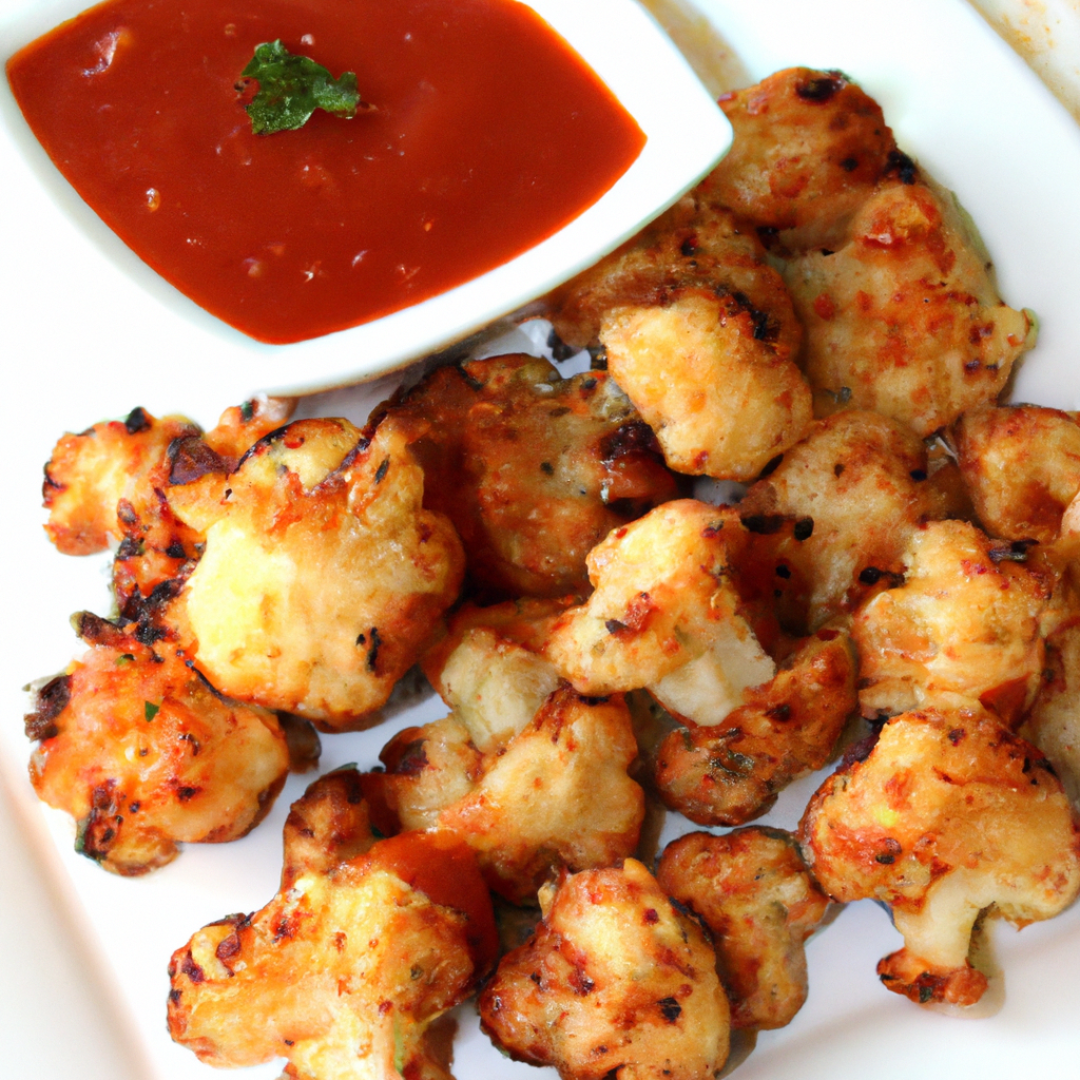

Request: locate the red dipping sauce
(7, 0), (645, 344)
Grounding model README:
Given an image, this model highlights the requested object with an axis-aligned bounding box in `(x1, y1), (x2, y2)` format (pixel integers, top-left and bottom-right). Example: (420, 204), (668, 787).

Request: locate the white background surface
(4, 1), (1080, 1078)
(970, 0), (1080, 122)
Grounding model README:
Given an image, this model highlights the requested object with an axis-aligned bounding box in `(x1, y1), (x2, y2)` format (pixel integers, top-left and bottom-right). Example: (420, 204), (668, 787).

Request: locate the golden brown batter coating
(545, 193), (802, 362)
(784, 180), (1034, 437)
(545, 501), (776, 725)
(167, 416), (464, 730)
(43, 406), (200, 557)
(278, 766), (380, 884)
(698, 67), (901, 253)
(421, 597), (572, 752)
(201, 396), (296, 467)
(43, 407), (206, 619)
(368, 688), (644, 905)
(438, 689), (643, 906)
(25, 612), (289, 876)
(43, 399), (294, 620)
(1020, 607), (1080, 808)
(656, 828), (830, 1030)
(372, 716), (484, 833)
(654, 627), (856, 826)
(378, 354), (678, 599)
(168, 772), (497, 1080)
(479, 858), (730, 1079)
(542, 189), (810, 483)
(853, 519), (1052, 724)
(737, 410), (966, 633)
(599, 287), (813, 481)
(953, 404), (1080, 543)
(801, 707), (1080, 1006)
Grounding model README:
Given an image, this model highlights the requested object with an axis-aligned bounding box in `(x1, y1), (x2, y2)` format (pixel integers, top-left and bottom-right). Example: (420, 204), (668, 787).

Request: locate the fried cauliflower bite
(800, 707), (1080, 1006)
(654, 627), (857, 826)
(369, 716), (484, 833)
(656, 828), (830, 1030)
(544, 193), (802, 363)
(376, 354), (677, 600)
(599, 287), (812, 482)
(199, 396), (296, 466)
(166, 416), (464, 730)
(168, 771), (497, 1080)
(1020, 611), (1080, 807)
(436, 690), (644, 905)
(43, 406), (200, 556)
(696, 67), (901, 253)
(421, 598), (572, 752)
(42, 398), (295, 619)
(368, 687), (644, 905)
(42, 406), (207, 619)
(123, 396), (297, 603)
(545, 501), (776, 726)
(278, 767), (382, 884)
(479, 859), (730, 1080)
(953, 404), (1080, 544)
(853, 519), (1052, 724)
(24, 612), (289, 876)
(736, 411), (966, 633)
(784, 179), (1034, 437)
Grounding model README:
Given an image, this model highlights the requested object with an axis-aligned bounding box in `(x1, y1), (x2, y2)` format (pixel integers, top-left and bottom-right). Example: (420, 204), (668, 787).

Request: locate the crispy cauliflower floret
(278, 767), (381, 884)
(200, 396), (296, 467)
(43, 406), (200, 557)
(545, 501), (776, 725)
(421, 598), (571, 753)
(599, 287), (812, 481)
(784, 179), (1034, 436)
(167, 416), (464, 730)
(544, 194), (802, 363)
(800, 707), (1080, 1006)
(24, 612), (289, 876)
(43, 407), (207, 620)
(953, 404), (1080, 544)
(696, 67), (901, 253)
(376, 353), (677, 600)
(656, 828), (830, 1030)
(736, 410), (965, 632)
(167, 771), (497, 1080)
(1020, 611), (1080, 807)
(654, 627), (856, 826)
(373, 716), (484, 832)
(435, 689), (643, 905)
(853, 519), (1052, 723)
(369, 687), (644, 905)
(479, 858), (730, 1079)
(43, 401), (294, 620)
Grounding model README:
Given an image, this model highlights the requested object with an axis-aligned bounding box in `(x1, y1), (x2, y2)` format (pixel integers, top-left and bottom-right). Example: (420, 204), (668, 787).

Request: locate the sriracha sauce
(8, 0), (645, 343)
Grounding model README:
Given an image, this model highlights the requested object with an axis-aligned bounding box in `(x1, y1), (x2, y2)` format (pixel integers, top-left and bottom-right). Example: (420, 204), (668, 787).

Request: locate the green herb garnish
(240, 40), (363, 135)
(144, 701), (160, 722)
(74, 816), (97, 859)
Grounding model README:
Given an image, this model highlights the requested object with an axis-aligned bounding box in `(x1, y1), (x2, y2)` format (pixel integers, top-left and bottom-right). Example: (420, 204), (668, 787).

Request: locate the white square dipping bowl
(0, 0), (732, 405)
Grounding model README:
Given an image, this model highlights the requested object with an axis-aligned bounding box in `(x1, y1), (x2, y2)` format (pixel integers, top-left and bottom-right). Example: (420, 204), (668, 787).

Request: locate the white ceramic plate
(5, 1), (1080, 1078)
(0, 0), (731, 403)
